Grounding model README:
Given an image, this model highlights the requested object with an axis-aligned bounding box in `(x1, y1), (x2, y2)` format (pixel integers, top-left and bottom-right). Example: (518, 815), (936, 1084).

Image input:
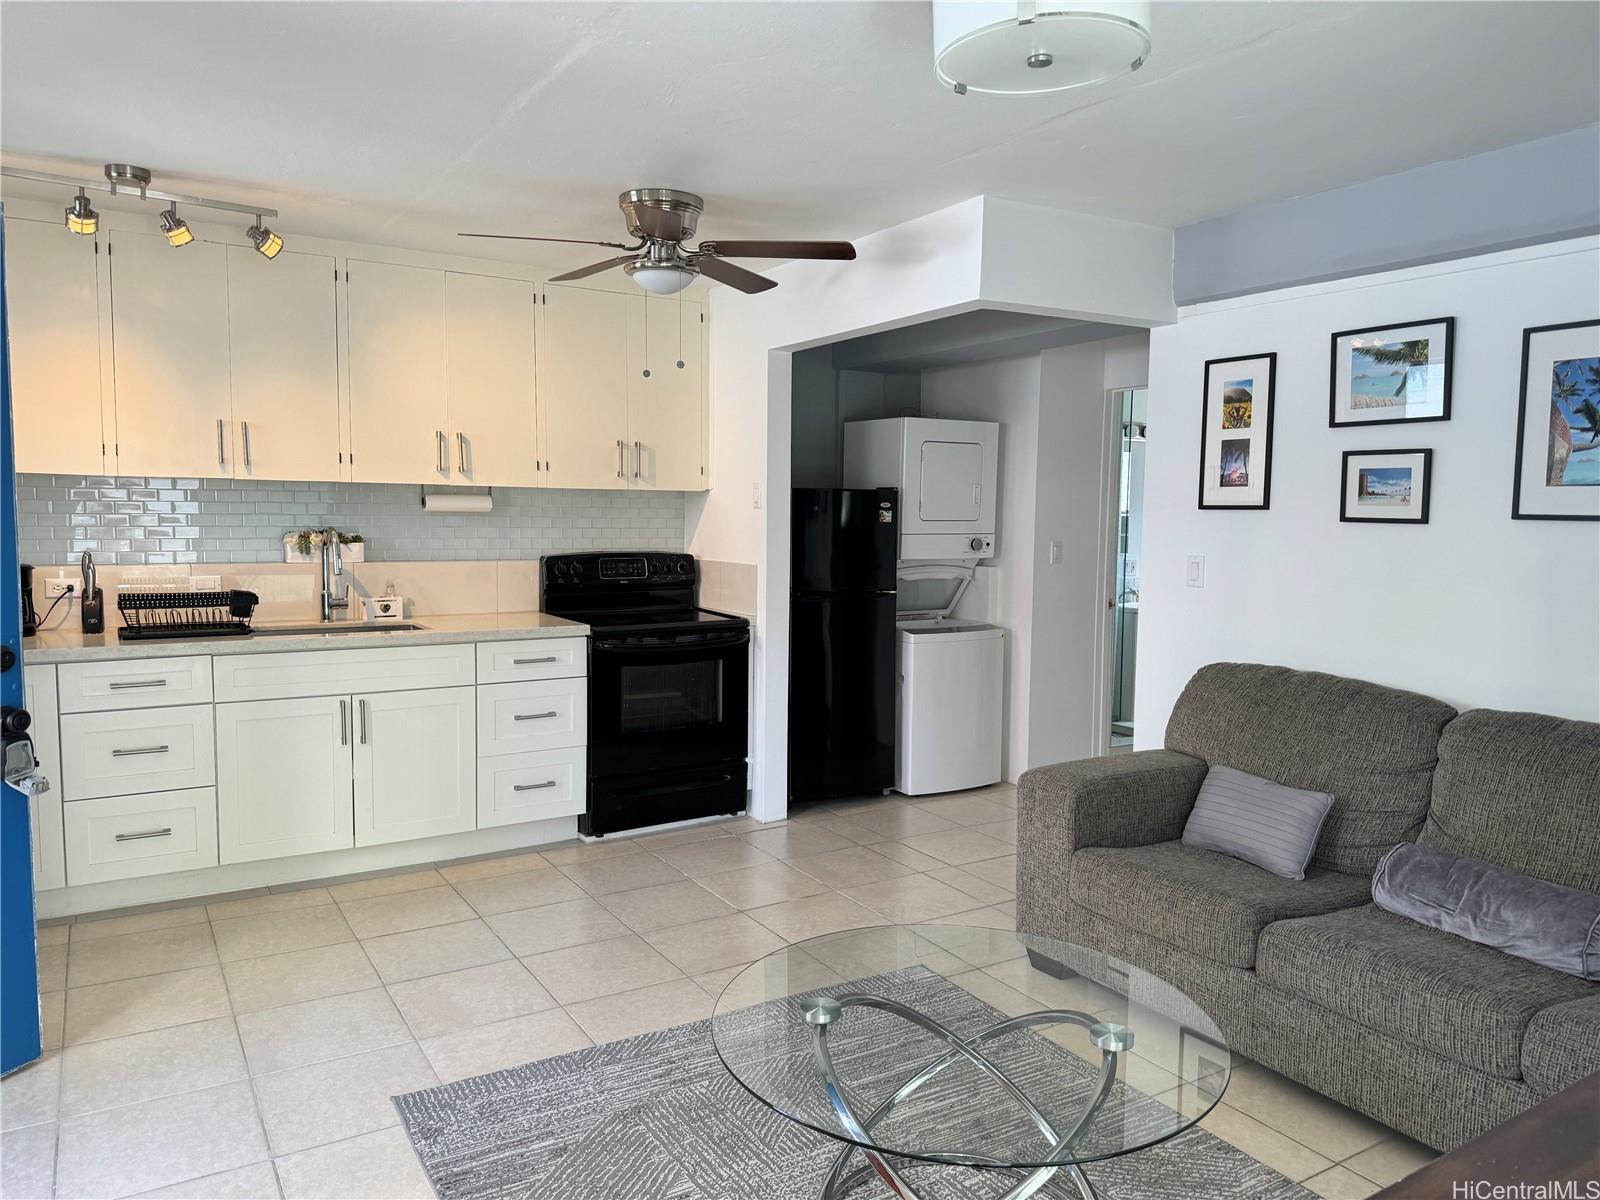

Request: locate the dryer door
(919, 439), (984, 522)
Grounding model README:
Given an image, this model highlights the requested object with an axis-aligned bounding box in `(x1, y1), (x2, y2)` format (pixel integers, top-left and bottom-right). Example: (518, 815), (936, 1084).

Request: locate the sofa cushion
(1257, 904), (1594, 1079)
(1068, 841), (1373, 969)
(1422, 708), (1600, 894)
(1164, 663), (1457, 875)
(1521, 995), (1600, 1095)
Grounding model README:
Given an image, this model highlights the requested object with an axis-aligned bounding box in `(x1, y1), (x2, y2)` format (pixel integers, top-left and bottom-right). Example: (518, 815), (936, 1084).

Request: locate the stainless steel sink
(249, 621), (428, 636)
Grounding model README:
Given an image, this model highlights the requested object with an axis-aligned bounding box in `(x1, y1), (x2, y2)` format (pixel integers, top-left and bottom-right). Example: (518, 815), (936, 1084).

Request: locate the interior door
(538, 283), (629, 490)
(353, 686), (474, 845)
(215, 696), (354, 863)
(445, 272), (539, 487)
(347, 259), (448, 484)
(918, 439), (984, 522)
(2, 216), (106, 474)
(627, 295), (704, 490)
(108, 232), (232, 477)
(226, 246), (342, 482)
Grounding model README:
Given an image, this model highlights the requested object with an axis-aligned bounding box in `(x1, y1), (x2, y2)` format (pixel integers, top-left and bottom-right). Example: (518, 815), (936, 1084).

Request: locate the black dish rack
(116, 590), (260, 640)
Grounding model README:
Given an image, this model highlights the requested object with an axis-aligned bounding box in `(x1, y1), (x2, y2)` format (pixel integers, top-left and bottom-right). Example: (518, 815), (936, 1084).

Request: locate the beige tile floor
(0, 783), (1436, 1199)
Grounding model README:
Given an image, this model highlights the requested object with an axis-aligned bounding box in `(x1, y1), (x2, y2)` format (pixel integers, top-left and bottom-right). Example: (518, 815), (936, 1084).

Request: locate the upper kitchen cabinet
(445, 272), (538, 487)
(3, 217), (109, 475)
(107, 232), (233, 478)
(538, 282), (630, 491)
(627, 295), (705, 490)
(346, 259), (448, 484)
(225, 246), (341, 482)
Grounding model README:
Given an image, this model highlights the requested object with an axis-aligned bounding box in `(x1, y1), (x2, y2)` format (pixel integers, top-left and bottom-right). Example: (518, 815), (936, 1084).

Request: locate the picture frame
(1340, 448), (1432, 525)
(1512, 319), (1600, 521)
(1198, 353), (1275, 510)
(1329, 317), (1454, 428)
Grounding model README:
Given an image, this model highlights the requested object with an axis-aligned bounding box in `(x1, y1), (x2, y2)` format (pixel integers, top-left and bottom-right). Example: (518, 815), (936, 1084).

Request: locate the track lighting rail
(0, 165), (277, 218)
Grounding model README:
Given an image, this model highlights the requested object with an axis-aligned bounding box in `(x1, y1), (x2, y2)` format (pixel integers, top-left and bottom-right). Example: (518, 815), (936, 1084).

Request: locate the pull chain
(642, 298), (651, 378)
(676, 287), (685, 369)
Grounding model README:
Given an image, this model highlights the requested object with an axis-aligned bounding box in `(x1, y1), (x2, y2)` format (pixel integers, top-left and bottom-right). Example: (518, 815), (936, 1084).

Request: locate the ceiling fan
(460, 188), (855, 295)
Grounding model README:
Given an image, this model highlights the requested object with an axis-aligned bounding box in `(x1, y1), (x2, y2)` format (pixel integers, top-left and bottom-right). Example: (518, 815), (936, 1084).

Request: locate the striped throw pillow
(1181, 765), (1334, 880)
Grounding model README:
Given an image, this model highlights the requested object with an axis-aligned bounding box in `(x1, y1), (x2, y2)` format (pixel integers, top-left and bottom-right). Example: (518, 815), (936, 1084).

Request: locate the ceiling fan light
(247, 217), (283, 259)
(159, 204), (194, 247)
(629, 265), (694, 295)
(933, 0), (1151, 96)
(64, 189), (98, 235)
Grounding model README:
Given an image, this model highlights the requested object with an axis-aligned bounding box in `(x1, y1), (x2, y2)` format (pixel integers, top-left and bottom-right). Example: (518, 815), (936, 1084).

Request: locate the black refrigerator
(789, 487), (898, 803)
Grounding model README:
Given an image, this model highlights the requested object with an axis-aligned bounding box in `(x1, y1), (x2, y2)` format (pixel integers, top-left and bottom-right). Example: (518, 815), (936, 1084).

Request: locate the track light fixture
(159, 203), (193, 247)
(246, 216), (283, 259)
(64, 188), (98, 235)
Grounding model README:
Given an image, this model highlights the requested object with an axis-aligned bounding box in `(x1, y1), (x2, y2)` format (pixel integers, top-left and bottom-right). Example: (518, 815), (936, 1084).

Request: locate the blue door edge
(1, 200), (46, 1077)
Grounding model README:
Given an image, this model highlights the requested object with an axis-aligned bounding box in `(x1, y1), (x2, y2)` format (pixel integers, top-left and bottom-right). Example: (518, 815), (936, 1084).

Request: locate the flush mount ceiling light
(933, 0), (1151, 96)
(625, 263), (696, 295)
(246, 216), (283, 259)
(158, 204), (193, 247)
(64, 188), (98, 235)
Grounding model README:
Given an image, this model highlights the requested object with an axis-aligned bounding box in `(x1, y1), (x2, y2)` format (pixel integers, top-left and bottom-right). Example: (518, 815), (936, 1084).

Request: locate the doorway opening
(1110, 386), (1146, 751)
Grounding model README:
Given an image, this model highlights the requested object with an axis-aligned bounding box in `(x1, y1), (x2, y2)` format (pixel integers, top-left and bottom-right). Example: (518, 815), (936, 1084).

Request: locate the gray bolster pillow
(1373, 842), (1600, 980)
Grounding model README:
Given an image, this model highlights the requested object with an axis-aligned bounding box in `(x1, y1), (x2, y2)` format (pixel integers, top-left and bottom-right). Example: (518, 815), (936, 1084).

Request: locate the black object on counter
(19, 565), (38, 637)
(116, 590), (260, 641)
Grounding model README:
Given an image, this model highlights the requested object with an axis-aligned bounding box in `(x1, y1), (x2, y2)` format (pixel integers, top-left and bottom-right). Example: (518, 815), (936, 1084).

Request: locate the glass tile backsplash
(15, 475), (687, 565)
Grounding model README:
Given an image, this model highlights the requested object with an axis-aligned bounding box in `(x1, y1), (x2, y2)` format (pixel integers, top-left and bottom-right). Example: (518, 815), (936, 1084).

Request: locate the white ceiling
(3, 1), (1596, 271)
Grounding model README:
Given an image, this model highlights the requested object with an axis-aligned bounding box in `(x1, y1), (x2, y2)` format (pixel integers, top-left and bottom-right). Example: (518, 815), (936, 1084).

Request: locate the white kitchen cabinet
(107, 232), (233, 477)
(478, 746), (585, 828)
(628, 295), (705, 490)
(446, 272), (539, 487)
(58, 655), (213, 713)
(61, 703), (216, 801)
(24, 665), (66, 892)
(64, 789), (219, 886)
(3, 217), (108, 474)
(226, 246), (342, 482)
(478, 678), (587, 757)
(347, 259), (449, 484)
(537, 283), (630, 490)
(215, 696), (355, 863)
(353, 686), (475, 846)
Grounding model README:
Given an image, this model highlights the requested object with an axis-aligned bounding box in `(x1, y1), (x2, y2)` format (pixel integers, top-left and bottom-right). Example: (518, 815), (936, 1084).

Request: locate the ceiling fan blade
(458, 233), (636, 250)
(697, 240), (856, 261)
(549, 254), (640, 282)
(693, 255), (777, 294)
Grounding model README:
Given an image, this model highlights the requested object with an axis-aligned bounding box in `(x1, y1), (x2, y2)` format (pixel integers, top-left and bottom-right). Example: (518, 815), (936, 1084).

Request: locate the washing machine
(895, 564), (1006, 796)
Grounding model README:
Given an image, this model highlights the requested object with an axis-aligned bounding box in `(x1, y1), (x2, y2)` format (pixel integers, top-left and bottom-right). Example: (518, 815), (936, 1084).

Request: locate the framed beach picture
(1329, 317), (1454, 427)
(1340, 449), (1432, 524)
(1199, 353), (1275, 509)
(1513, 319), (1600, 521)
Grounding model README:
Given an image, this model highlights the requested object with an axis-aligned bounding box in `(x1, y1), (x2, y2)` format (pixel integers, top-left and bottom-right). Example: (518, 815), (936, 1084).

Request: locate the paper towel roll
(422, 493), (493, 513)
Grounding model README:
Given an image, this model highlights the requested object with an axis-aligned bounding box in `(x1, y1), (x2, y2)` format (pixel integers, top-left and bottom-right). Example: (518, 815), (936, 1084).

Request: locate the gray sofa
(1015, 662), (1600, 1152)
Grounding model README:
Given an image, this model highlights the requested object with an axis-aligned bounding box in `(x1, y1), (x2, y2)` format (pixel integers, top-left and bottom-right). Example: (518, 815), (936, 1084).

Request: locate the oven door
(588, 628), (749, 778)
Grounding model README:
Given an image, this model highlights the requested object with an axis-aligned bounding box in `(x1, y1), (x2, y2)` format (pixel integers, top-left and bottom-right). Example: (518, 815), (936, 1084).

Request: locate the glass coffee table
(710, 924), (1231, 1200)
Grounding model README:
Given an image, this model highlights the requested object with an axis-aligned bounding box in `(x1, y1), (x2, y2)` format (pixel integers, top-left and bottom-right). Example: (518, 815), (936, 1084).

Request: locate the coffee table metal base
(800, 992), (1130, 1200)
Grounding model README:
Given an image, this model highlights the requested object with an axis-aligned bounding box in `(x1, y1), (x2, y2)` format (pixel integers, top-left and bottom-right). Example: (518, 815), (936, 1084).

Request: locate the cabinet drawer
(478, 679), (586, 757)
(213, 643), (475, 701)
(58, 656), (213, 713)
(64, 788), (219, 886)
(61, 705), (216, 801)
(477, 747), (585, 828)
(476, 637), (587, 684)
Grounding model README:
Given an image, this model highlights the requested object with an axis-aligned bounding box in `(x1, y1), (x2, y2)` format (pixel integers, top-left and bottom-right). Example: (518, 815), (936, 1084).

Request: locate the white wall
(1136, 238), (1600, 747)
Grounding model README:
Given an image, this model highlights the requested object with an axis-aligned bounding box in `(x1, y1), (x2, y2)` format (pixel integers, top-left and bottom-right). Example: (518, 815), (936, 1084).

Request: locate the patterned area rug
(395, 968), (1316, 1200)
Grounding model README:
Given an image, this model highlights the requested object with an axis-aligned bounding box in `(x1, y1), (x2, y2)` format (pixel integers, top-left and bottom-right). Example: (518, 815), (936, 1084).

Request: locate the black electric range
(541, 552), (749, 837)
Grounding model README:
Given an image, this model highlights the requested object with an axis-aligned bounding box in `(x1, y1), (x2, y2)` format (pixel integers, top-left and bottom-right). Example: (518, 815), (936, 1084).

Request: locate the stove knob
(676, 559), (690, 574)
(553, 563), (566, 576)
(572, 562), (584, 575)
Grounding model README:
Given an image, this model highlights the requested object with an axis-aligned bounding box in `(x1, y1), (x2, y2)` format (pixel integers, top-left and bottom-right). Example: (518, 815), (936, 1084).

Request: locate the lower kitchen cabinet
(353, 686), (475, 846)
(216, 695), (355, 864)
(25, 665), (66, 892)
(64, 789), (219, 886)
(477, 746), (585, 828)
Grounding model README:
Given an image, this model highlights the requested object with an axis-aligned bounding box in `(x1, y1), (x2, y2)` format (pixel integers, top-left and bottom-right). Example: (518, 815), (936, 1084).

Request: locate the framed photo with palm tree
(1513, 319), (1600, 521)
(1329, 317), (1454, 427)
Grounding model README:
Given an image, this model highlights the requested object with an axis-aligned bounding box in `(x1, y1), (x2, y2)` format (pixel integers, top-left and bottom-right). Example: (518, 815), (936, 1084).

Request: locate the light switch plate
(191, 574), (222, 591)
(1186, 556), (1205, 588)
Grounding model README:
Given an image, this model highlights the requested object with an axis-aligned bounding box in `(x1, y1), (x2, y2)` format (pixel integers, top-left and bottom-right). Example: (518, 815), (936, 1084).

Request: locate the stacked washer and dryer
(843, 418), (1006, 796)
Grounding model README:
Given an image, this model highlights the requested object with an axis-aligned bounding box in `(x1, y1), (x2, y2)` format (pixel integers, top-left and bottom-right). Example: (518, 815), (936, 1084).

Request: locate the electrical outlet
(191, 575), (222, 591)
(44, 577), (76, 599)
(1186, 556), (1206, 588)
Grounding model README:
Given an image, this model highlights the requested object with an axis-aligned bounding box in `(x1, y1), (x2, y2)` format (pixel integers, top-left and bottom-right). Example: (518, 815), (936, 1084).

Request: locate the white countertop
(23, 611), (589, 664)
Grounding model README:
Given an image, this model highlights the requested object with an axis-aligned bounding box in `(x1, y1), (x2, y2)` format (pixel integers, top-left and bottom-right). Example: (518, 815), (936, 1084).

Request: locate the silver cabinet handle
(512, 710), (558, 722)
(616, 439), (626, 479)
(633, 440), (642, 479)
(242, 420), (252, 470)
(111, 745), (169, 757)
(512, 656), (557, 665)
(457, 432), (468, 475)
(114, 828), (172, 842)
(109, 679), (168, 690)
(340, 699), (349, 747)
(513, 780), (558, 792)
(217, 418), (226, 470)
(358, 698), (369, 744)
(436, 430), (447, 475)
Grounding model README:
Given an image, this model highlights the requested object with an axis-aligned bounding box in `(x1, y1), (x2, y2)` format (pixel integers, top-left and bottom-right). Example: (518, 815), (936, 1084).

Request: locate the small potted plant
(283, 531), (365, 563)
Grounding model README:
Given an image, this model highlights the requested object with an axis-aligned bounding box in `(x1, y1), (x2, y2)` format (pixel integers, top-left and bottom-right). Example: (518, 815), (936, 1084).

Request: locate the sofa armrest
(1015, 750), (1207, 939)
